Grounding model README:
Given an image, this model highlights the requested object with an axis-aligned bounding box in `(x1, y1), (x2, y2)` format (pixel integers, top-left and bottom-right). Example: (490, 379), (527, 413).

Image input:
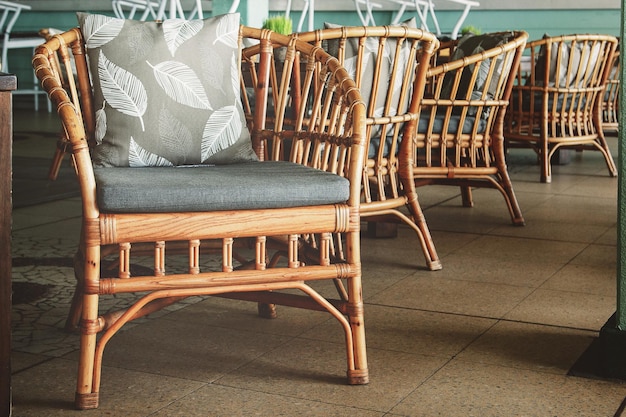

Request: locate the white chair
(156, 0), (201, 19)
(111, 0), (160, 20)
(354, 0), (479, 39)
(0, 0), (48, 110)
(353, 0), (383, 26)
(285, 0), (313, 32)
(188, 0), (240, 20)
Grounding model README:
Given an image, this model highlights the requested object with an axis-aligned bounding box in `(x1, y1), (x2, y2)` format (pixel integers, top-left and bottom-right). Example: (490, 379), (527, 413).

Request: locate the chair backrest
(414, 31), (527, 170)
(292, 25), (440, 206)
(0, 1), (30, 36)
(34, 24), (367, 221)
(509, 34), (618, 126)
(602, 49), (620, 132)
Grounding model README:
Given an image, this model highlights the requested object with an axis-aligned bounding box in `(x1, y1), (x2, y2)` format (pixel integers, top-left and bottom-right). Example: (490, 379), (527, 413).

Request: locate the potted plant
(262, 15), (293, 36)
(261, 15), (293, 61)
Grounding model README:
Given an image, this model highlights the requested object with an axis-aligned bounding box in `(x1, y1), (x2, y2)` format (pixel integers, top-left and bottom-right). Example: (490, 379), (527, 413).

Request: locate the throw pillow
(442, 31), (516, 117)
(77, 12), (258, 167)
(323, 18), (418, 138)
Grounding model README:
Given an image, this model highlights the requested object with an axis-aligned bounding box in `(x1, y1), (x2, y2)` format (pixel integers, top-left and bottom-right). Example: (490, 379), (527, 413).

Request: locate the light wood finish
(294, 25), (442, 270)
(505, 34), (618, 183)
(407, 31), (528, 226)
(33, 26), (368, 410)
(0, 72), (17, 417)
(602, 50), (620, 133)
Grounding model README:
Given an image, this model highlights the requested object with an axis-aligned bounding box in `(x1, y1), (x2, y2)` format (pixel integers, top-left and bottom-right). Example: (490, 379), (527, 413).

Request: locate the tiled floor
(10, 105), (626, 416)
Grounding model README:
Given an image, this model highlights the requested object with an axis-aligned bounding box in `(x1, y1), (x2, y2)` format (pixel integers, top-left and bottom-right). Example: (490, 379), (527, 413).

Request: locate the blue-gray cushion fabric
(77, 12), (257, 167)
(514, 90), (588, 112)
(442, 32), (515, 118)
(367, 115), (486, 158)
(94, 162), (350, 213)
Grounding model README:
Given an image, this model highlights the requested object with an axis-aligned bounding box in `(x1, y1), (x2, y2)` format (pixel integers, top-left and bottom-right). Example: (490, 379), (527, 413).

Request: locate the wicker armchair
(33, 17), (368, 410)
(504, 34), (618, 183)
(294, 25), (442, 270)
(602, 49), (619, 133)
(405, 31), (528, 226)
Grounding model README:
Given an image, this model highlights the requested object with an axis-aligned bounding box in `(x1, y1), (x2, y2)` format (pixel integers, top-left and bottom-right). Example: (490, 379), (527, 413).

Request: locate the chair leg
(540, 138), (551, 183)
(404, 192), (442, 271)
(74, 246), (101, 410)
(460, 185), (473, 207)
(346, 279), (368, 385)
(596, 132), (618, 177)
(340, 234), (368, 384)
(64, 251), (84, 332)
(48, 133), (71, 181)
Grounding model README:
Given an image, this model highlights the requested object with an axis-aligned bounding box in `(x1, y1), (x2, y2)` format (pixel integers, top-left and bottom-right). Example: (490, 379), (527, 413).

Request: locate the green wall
(7, 8), (621, 90)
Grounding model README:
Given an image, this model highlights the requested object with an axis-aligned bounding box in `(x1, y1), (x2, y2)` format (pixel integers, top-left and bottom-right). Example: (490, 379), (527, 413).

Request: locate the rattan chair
(293, 25), (442, 270)
(34, 18), (368, 410)
(504, 34), (618, 183)
(405, 31), (528, 226)
(602, 49), (619, 133)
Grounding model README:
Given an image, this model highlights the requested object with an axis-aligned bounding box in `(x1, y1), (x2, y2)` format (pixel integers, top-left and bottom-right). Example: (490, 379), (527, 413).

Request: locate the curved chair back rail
(504, 33), (618, 183)
(602, 49), (620, 133)
(408, 31), (528, 226)
(293, 25), (442, 271)
(33, 23), (368, 410)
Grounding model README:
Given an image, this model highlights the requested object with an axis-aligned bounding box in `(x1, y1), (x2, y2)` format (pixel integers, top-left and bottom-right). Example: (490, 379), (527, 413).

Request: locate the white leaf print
(126, 24), (154, 66)
(147, 60), (211, 110)
(230, 53), (240, 100)
(159, 108), (194, 163)
(83, 14), (125, 49)
(98, 51), (147, 131)
(129, 137), (174, 167)
(213, 15), (239, 48)
(201, 105), (241, 161)
(163, 19), (204, 56)
(95, 101), (107, 145)
(201, 50), (227, 96)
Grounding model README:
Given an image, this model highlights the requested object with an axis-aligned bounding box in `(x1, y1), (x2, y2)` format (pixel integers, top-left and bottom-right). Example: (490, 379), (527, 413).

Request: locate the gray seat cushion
(367, 115), (487, 158)
(94, 161), (350, 213)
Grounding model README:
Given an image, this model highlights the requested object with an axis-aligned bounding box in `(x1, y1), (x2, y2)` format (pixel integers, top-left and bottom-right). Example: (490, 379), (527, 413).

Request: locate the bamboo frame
(602, 49), (620, 133)
(406, 31), (528, 226)
(505, 33), (618, 183)
(294, 25), (442, 270)
(33, 25), (368, 410)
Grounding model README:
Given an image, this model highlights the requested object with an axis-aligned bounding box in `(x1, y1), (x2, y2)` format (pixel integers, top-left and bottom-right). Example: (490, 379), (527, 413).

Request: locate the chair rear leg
(48, 133), (70, 181)
(404, 191), (441, 271)
(74, 246), (101, 410)
(64, 250), (85, 332)
(460, 185), (474, 207)
(596, 133), (618, 177)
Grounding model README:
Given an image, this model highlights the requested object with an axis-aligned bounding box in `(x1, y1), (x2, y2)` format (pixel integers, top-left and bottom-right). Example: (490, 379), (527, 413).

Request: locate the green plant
(461, 25), (482, 35)
(261, 15), (293, 35)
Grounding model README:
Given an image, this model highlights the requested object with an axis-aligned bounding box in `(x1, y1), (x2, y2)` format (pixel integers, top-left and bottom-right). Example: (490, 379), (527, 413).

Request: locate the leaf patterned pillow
(442, 32), (516, 118)
(323, 18), (418, 139)
(77, 12), (258, 167)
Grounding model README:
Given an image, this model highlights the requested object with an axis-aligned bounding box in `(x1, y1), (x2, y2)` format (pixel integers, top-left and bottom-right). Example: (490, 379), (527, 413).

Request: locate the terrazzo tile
(519, 194), (616, 227)
(99, 316), (296, 382)
(429, 252), (562, 287)
(456, 321), (597, 374)
(390, 359), (626, 417)
(11, 357), (205, 416)
(368, 274), (534, 318)
(569, 243), (619, 268)
(151, 384), (385, 417)
(489, 217), (613, 243)
(504, 288), (616, 330)
(301, 303), (497, 358)
(216, 338), (448, 413)
(541, 263), (616, 296)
